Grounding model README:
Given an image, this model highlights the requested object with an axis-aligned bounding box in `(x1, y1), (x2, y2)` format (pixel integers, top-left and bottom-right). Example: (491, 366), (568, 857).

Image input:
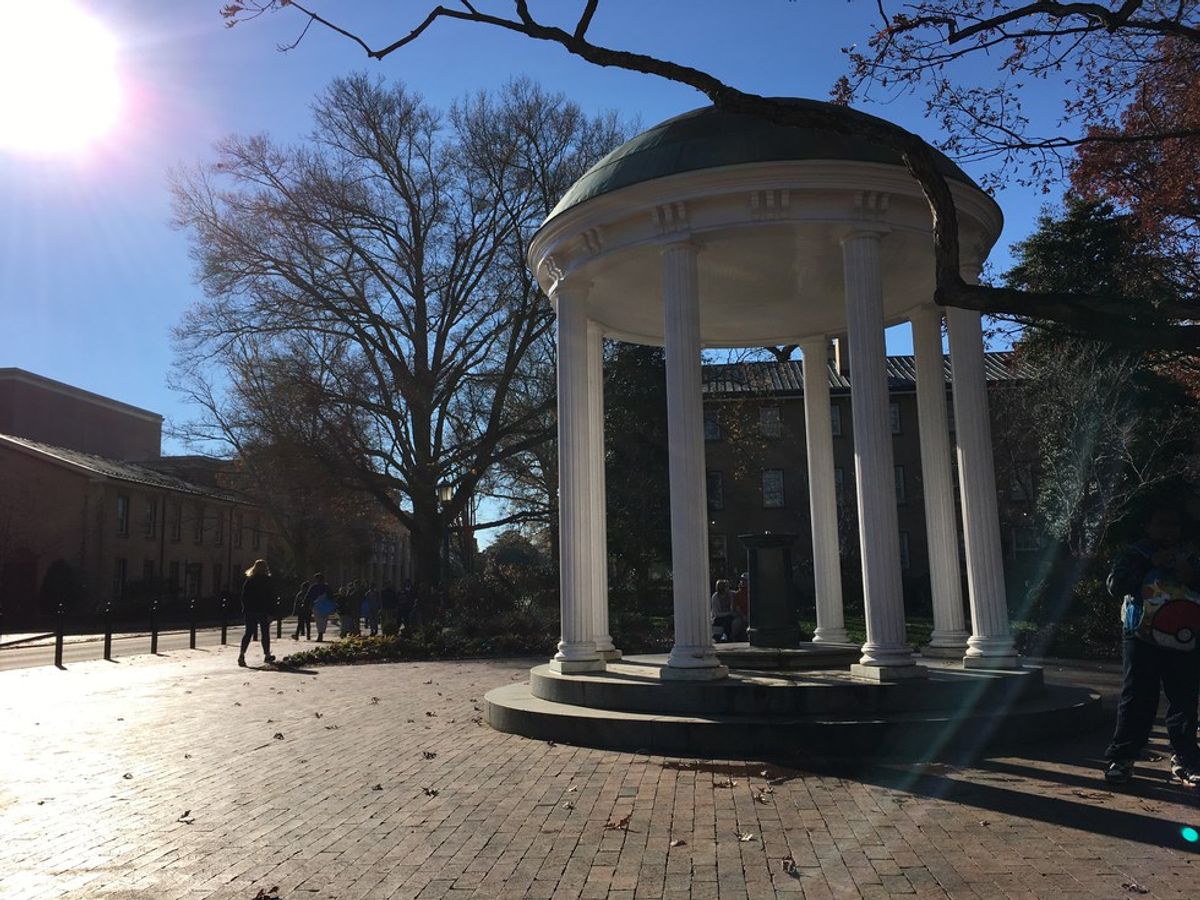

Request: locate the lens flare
(1182, 826), (1199, 843)
(0, 1), (123, 155)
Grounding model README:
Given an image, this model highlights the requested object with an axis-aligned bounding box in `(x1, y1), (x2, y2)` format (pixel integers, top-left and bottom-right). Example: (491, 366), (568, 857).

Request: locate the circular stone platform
(486, 655), (1103, 762)
(713, 641), (860, 670)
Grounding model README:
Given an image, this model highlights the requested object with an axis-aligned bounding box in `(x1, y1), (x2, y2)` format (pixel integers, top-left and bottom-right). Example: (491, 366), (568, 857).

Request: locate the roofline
(0, 434), (242, 504)
(0, 368), (163, 424)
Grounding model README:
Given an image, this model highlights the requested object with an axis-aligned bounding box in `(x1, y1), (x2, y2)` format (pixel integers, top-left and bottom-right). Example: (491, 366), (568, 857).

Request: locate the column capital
(909, 305), (943, 327)
(549, 275), (593, 303)
(840, 226), (889, 247)
(658, 235), (698, 255)
(797, 334), (829, 355)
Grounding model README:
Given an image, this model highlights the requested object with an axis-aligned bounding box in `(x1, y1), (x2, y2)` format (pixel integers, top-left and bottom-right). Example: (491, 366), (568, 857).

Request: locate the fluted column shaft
(799, 336), (848, 643)
(550, 282), (603, 673)
(661, 240), (726, 679)
(911, 308), (969, 655)
(947, 274), (1017, 667)
(587, 320), (619, 660)
(842, 232), (918, 673)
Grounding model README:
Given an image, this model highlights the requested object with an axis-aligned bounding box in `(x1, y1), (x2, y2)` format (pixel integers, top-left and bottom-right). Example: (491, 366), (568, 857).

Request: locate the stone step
(486, 680), (1104, 762)
(530, 658), (1045, 717)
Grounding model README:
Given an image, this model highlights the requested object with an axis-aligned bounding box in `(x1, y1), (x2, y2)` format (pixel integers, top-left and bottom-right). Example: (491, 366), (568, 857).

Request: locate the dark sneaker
(1104, 760), (1134, 784)
(237, 656), (247, 668)
(263, 654), (276, 665)
(1171, 757), (1200, 786)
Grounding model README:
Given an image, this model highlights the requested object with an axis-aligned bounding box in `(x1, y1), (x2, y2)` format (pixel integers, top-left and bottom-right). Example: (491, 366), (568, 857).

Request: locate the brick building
(701, 350), (1038, 610)
(0, 369), (411, 623)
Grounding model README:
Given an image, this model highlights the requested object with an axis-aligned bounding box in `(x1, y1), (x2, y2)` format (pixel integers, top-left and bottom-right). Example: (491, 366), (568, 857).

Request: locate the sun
(0, 1), (123, 156)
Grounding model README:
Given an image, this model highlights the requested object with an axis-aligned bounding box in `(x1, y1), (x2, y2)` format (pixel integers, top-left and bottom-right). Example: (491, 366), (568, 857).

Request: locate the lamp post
(438, 482), (453, 586)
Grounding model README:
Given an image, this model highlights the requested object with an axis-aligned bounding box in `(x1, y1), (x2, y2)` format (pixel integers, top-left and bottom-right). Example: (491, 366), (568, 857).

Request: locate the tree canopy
(171, 75), (623, 592)
(222, 1), (1200, 352)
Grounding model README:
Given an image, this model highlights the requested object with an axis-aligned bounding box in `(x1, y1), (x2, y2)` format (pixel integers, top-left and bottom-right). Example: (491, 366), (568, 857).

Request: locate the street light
(438, 481), (453, 588)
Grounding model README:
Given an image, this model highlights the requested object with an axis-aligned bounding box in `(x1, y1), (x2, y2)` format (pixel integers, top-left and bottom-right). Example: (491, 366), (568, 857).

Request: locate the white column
(661, 239), (726, 680)
(841, 231), (922, 679)
(799, 336), (848, 643)
(587, 320), (619, 660)
(911, 308), (969, 656)
(549, 280), (604, 674)
(948, 268), (1018, 668)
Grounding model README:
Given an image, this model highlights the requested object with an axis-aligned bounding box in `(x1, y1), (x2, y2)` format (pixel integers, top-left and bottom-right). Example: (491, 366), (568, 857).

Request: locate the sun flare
(0, 1), (123, 155)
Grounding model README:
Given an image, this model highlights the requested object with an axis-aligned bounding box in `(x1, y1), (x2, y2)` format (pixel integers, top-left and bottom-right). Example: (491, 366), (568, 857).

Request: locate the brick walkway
(2, 647), (1199, 899)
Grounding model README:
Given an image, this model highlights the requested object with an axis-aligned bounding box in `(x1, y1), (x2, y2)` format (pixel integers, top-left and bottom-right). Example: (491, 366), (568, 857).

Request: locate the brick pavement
(2, 647), (1200, 899)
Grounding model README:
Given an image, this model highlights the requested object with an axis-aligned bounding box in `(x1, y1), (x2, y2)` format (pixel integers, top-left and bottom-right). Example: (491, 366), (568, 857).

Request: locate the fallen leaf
(423, 787), (439, 797)
(422, 751), (437, 760)
(753, 791), (771, 804)
(669, 839), (686, 848)
(184, 753), (192, 759)
(978, 820), (990, 826)
(324, 724), (339, 730)
(273, 733), (285, 740)
(566, 786), (577, 792)
(314, 712), (323, 718)
(1122, 883), (1150, 895)
(547, 740), (556, 747)
(123, 773), (133, 780)
(371, 696), (380, 704)
(605, 814), (632, 831)
(737, 832), (755, 842)
(371, 784), (383, 791)
(563, 801), (575, 810)
(423, 679), (433, 684)
(425, 711), (436, 717)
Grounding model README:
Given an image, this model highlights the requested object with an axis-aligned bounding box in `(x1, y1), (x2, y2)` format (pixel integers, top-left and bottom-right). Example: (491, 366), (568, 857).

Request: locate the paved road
(0, 621), (312, 671)
(3, 646), (1200, 899)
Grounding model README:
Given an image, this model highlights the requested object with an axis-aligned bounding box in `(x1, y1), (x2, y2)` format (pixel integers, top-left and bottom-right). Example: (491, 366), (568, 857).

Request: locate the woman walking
(239, 559), (276, 667)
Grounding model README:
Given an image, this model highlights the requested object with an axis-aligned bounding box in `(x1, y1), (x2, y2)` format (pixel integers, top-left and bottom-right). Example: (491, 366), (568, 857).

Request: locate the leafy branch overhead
(224, 1), (1200, 352)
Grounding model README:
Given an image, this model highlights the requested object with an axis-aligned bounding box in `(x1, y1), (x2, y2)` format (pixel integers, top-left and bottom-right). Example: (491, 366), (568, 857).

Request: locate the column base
(812, 627), (851, 644)
(849, 663), (928, 683)
(597, 648), (623, 661)
(963, 654), (1021, 670)
(549, 657), (607, 674)
(662, 644), (728, 680)
(921, 632), (969, 658)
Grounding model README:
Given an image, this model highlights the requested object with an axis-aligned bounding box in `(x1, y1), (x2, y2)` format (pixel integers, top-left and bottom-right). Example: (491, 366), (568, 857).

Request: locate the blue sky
(0, 2), (1068, 452)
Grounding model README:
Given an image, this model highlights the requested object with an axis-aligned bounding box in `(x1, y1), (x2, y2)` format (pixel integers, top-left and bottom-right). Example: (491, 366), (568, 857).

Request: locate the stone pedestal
(739, 532), (802, 648)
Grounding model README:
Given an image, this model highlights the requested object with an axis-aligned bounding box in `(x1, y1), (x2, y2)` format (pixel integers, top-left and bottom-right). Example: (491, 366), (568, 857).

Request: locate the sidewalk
(1, 647), (1196, 899)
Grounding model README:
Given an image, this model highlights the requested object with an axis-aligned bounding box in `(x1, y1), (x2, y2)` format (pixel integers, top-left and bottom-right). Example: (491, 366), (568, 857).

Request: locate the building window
(1013, 526), (1040, 553)
(759, 406), (782, 439)
(170, 502), (182, 542)
(709, 533), (729, 577)
(116, 494), (130, 537)
(830, 404), (842, 437)
(142, 559), (155, 582)
(168, 561), (180, 594)
(193, 503), (205, 544)
(113, 558), (127, 600)
(704, 414), (721, 441)
(214, 511), (224, 546)
(894, 465), (906, 504)
(143, 498), (157, 539)
(233, 513), (244, 549)
(706, 471), (724, 511)
(898, 532), (911, 570)
(213, 563), (223, 596)
(762, 469), (785, 509)
(185, 563), (202, 598)
(251, 518), (261, 550)
(889, 402), (902, 434)
(834, 467), (846, 507)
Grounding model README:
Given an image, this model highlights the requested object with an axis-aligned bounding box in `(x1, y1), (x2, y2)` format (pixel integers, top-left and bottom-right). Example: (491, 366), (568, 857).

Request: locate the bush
(280, 629), (555, 668)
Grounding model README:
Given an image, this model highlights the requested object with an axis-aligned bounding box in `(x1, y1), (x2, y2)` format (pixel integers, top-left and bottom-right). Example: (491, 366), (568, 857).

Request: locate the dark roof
(702, 351), (1027, 396)
(0, 434), (241, 502)
(550, 100), (978, 219)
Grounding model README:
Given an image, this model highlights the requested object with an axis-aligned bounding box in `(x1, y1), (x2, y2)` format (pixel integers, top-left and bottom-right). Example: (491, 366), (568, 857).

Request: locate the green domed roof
(548, 99), (978, 220)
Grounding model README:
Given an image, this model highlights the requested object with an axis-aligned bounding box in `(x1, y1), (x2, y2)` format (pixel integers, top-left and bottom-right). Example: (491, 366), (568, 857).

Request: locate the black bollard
(220, 596), (228, 645)
(54, 601), (65, 668)
(150, 598), (159, 655)
(103, 602), (113, 660)
(189, 597), (197, 650)
(276, 614), (282, 640)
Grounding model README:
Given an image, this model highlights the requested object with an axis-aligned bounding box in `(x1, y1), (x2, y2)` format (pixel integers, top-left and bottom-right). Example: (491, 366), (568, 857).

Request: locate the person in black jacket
(239, 559), (277, 667)
(1104, 506), (1200, 785)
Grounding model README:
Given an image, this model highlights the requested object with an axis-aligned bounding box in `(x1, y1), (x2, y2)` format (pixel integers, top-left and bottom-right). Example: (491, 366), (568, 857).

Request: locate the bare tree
(220, 1), (1200, 352)
(171, 75), (622, 594)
